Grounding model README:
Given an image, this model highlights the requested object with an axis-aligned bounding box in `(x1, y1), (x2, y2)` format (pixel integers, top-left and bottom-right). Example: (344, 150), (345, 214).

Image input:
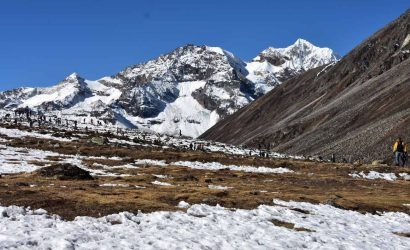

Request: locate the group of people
(3, 107), (116, 131)
(393, 137), (408, 167)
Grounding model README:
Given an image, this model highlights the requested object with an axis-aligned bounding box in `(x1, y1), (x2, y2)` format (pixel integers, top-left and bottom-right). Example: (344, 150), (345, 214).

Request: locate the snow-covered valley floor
(0, 123), (409, 249)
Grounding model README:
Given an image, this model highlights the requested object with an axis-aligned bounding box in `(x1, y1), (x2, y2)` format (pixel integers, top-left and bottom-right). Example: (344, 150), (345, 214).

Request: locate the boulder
(90, 136), (109, 145)
(35, 164), (93, 180)
(372, 160), (381, 166)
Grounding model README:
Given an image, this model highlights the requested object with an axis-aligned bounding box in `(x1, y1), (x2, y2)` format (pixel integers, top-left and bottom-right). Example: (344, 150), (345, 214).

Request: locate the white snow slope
(0, 41), (339, 138)
(0, 200), (408, 249)
(246, 38), (340, 94)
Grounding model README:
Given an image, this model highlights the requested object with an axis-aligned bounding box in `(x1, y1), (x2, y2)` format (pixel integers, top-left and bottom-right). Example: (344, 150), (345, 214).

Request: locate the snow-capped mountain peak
(292, 38), (317, 50)
(65, 72), (81, 80)
(114, 44), (255, 136)
(246, 38), (340, 93)
(0, 41), (339, 138)
(58, 72), (87, 88)
(257, 38), (339, 68)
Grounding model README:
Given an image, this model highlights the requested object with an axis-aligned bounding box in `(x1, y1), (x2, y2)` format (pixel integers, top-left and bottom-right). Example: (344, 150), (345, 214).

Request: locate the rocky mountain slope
(0, 42), (338, 138)
(201, 9), (410, 163)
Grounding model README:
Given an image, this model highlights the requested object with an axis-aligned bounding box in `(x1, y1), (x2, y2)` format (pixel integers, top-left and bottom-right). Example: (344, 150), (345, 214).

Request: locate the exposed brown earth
(0, 127), (409, 220)
(200, 9), (410, 164)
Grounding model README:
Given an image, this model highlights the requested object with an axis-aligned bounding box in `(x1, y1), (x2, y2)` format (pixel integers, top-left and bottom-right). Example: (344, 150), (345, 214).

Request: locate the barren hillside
(200, 9), (410, 163)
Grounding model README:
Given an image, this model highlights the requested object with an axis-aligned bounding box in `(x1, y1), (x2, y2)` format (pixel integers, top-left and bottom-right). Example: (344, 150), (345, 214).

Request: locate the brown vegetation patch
(270, 219), (315, 232)
(0, 124), (409, 221)
(27, 160), (49, 166)
(393, 232), (410, 238)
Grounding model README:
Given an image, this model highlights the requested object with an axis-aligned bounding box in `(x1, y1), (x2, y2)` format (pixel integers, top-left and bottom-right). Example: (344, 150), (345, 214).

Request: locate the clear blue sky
(0, 0), (408, 91)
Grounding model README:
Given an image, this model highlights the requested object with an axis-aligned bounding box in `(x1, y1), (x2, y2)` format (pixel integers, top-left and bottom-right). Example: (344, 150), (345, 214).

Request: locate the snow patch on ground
(349, 171), (410, 181)
(173, 161), (293, 174)
(0, 145), (130, 176)
(208, 185), (232, 190)
(153, 174), (168, 179)
(0, 127), (70, 142)
(99, 183), (130, 188)
(134, 159), (168, 166)
(0, 200), (408, 249)
(177, 201), (190, 209)
(151, 181), (172, 186)
(0, 146), (61, 174)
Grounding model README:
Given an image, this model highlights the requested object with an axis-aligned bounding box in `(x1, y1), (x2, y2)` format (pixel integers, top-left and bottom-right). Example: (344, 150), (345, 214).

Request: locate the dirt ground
(0, 125), (409, 220)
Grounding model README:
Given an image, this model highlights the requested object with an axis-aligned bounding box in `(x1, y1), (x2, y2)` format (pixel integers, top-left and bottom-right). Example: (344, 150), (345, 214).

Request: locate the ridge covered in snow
(0, 41), (339, 138)
(246, 38), (340, 93)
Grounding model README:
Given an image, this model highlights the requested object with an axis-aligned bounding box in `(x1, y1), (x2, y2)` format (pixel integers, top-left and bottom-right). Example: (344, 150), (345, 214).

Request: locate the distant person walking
(393, 138), (405, 167)
(404, 142), (408, 166)
(331, 154), (336, 163)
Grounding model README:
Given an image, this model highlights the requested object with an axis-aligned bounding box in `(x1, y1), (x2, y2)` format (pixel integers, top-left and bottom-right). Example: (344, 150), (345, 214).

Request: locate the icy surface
(173, 161), (293, 174)
(177, 201), (190, 208)
(0, 137), (297, 176)
(153, 174), (168, 179)
(0, 145), (129, 176)
(99, 183), (130, 188)
(151, 180), (172, 186)
(148, 81), (220, 138)
(349, 171), (410, 181)
(0, 200), (408, 249)
(134, 159), (168, 166)
(0, 127), (70, 142)
(208, 185), (233, 190)
(0, 145), (61, 174)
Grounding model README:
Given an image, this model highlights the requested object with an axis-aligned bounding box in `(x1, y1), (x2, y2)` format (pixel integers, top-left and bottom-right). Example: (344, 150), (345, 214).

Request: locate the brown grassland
(0, 125), (409, 220)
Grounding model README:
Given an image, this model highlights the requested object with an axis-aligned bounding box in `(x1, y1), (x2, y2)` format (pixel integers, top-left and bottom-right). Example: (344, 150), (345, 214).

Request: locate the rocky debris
(90, 136), (109, 145)
(35, 164), (93, 180)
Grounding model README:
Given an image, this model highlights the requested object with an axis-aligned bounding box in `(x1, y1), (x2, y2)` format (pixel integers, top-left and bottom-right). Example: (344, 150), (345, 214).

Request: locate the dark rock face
(35, 164), (94, 180)
(118, 81), (179, 118)
(115, 44), (252, 119)
(201, 9), (410, 163)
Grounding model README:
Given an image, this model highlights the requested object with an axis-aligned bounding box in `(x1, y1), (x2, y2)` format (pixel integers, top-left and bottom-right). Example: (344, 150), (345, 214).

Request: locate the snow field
(0, 127), (71, 142)
(146, 81), (221, 138)
(0, 144), (293, 176)
(0, 145), (62, 174)
(0, 145), (130, 176)
(0, 200), (408, 249)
